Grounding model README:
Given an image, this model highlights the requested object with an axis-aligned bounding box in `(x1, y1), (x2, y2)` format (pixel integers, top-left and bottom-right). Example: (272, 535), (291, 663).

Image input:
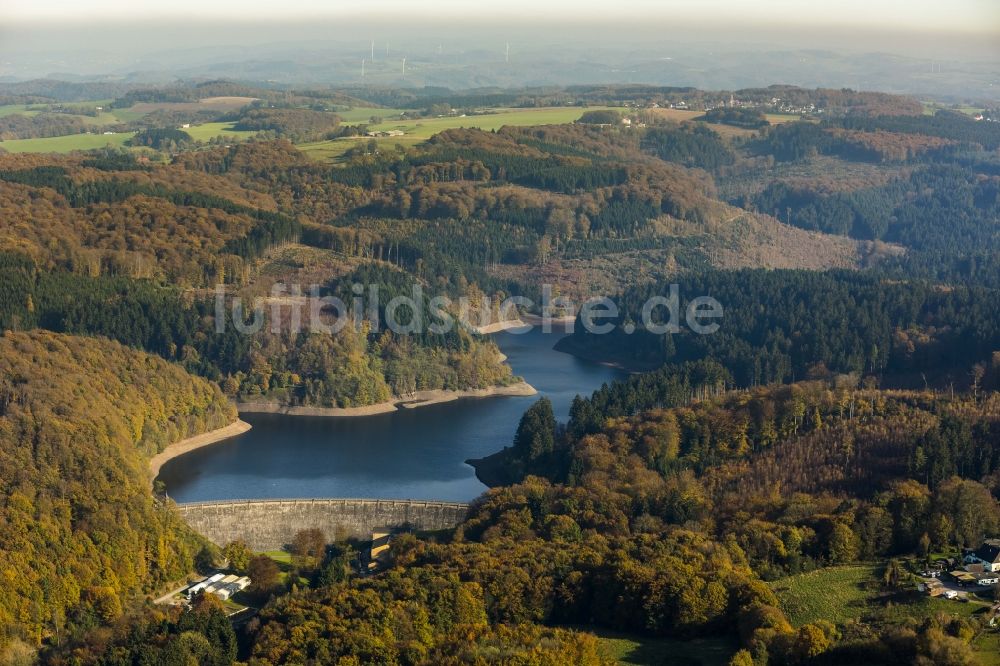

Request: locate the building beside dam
(176, 498), (470, 551)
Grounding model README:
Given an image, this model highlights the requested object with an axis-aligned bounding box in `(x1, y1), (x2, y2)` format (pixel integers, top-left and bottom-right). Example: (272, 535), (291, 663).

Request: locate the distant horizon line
(3, 16), (999, 35)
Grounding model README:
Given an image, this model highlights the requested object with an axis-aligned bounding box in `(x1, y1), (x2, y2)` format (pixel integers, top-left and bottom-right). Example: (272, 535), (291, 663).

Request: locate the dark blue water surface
(160, 327), (625, 502)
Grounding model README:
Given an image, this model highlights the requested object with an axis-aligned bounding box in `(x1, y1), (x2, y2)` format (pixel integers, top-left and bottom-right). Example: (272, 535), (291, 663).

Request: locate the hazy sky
(4, 0), (999, 34)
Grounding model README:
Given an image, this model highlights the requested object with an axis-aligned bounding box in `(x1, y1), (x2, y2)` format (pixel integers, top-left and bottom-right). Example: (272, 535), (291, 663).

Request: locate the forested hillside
(558, 269), (1000, 386)
(0, 330), (235, 654)
(73, 379), (1000, 664)
(0, 109), (868, 411)
(3, 81), (1000, 664)
(464, 380), (1000, 663)
(725, 110), (1000, 287)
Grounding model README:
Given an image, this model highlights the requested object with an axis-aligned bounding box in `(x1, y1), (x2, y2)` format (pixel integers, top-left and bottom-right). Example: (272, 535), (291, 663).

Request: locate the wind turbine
(371, 40), (375, 61)
(402, 57), (406, 76)
(505, 42), (510, 64)
(361, 59), (366, 79)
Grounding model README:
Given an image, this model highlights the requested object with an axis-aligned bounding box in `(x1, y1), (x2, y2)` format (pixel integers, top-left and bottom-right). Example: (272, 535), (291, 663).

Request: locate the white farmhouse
(964, 540), (1000, 572)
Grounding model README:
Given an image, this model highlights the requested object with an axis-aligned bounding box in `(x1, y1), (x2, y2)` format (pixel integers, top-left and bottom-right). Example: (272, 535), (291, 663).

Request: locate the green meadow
(0, 104), (41, 118)
(589, 630), (734, 666)
(0, 122), (255, 154)
(181, 121), (257, 142)
(333, 106), (408, 124)
(771, 564), (991, 627)
(299, 105), (619, 162)
(368, 106), (619, 138)
(0, 132), (135, 153)
(0, 101), (126, 124)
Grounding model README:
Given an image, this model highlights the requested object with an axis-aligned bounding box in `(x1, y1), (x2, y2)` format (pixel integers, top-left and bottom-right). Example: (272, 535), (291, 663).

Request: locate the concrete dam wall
(176, 498), (470, 551)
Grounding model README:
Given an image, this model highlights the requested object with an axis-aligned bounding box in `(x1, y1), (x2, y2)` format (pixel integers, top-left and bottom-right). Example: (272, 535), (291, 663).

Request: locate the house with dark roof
(977, 572), (1000, 586)
(964, 539), (1000, 573)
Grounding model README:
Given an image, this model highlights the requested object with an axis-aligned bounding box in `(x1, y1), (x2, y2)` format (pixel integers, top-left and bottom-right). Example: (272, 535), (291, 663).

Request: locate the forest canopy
(0, 330), (235, 650)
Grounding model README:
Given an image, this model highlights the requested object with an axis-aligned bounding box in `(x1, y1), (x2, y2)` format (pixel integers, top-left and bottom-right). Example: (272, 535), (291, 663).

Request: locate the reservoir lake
(160, 326), (625, 502)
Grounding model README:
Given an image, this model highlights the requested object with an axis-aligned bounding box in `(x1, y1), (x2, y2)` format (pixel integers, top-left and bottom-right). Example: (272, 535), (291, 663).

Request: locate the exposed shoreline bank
(149, 419), (252, 478)
(156, 383), (536, 476)
(519, 312), (577, 334)
(468, 313), (578, 335)
(236, 381), (538, 418)
(468, 318), (528, 334)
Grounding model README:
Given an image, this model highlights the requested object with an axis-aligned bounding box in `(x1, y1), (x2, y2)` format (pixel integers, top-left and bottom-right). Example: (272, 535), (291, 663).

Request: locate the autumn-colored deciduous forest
(0, 79), (998, 664)
(0, 330), (234, 649)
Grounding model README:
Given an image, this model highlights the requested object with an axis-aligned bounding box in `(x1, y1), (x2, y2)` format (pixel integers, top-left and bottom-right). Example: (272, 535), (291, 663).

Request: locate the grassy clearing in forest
(583, 627), (734, 666)
(181, 122), (257, 142)
(771, 564), (992, 628)
(299, 106), (619, 162)
(0, 131), (135, 153)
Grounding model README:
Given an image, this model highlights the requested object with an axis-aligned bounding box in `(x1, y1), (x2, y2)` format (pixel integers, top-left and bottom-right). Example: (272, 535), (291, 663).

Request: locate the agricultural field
(0, 121), (255, 153)
(126, 96), (256, 115)
(922, 101), (985, 116)
(297, 134), (421, 161)
(764, 112), (806, 124)
(0, 100), (124, 124)
(333, 106), (406, 124)
(299, 105), (620, 161)
(182, 121), (257, 142)
(0, 104), (40, 118)
(0, 131), (135, 153)
(647, 107), (777, 138)
(105, 105), (148, 123)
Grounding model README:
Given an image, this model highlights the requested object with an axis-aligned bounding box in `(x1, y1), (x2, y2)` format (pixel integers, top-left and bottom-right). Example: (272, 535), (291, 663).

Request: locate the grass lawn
(222, 598), (247, 614)
(0, 131), (135, 153)
(972, 631), (1000, 665)
(263, 550), (292, 567)
(576, 627), (734, 666)
(299, 106), (620, 162)
(261, 549), (311, 585)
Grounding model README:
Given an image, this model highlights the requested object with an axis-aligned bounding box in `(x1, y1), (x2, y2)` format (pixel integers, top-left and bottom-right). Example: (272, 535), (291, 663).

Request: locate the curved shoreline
(552, 334), (656, 372)
(236, 381), (538, 417)
(520, 312), (576, 332)
(398, 382), (537, 408)
(149, 419), (252, 478)
(467, 318), (528, 334)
